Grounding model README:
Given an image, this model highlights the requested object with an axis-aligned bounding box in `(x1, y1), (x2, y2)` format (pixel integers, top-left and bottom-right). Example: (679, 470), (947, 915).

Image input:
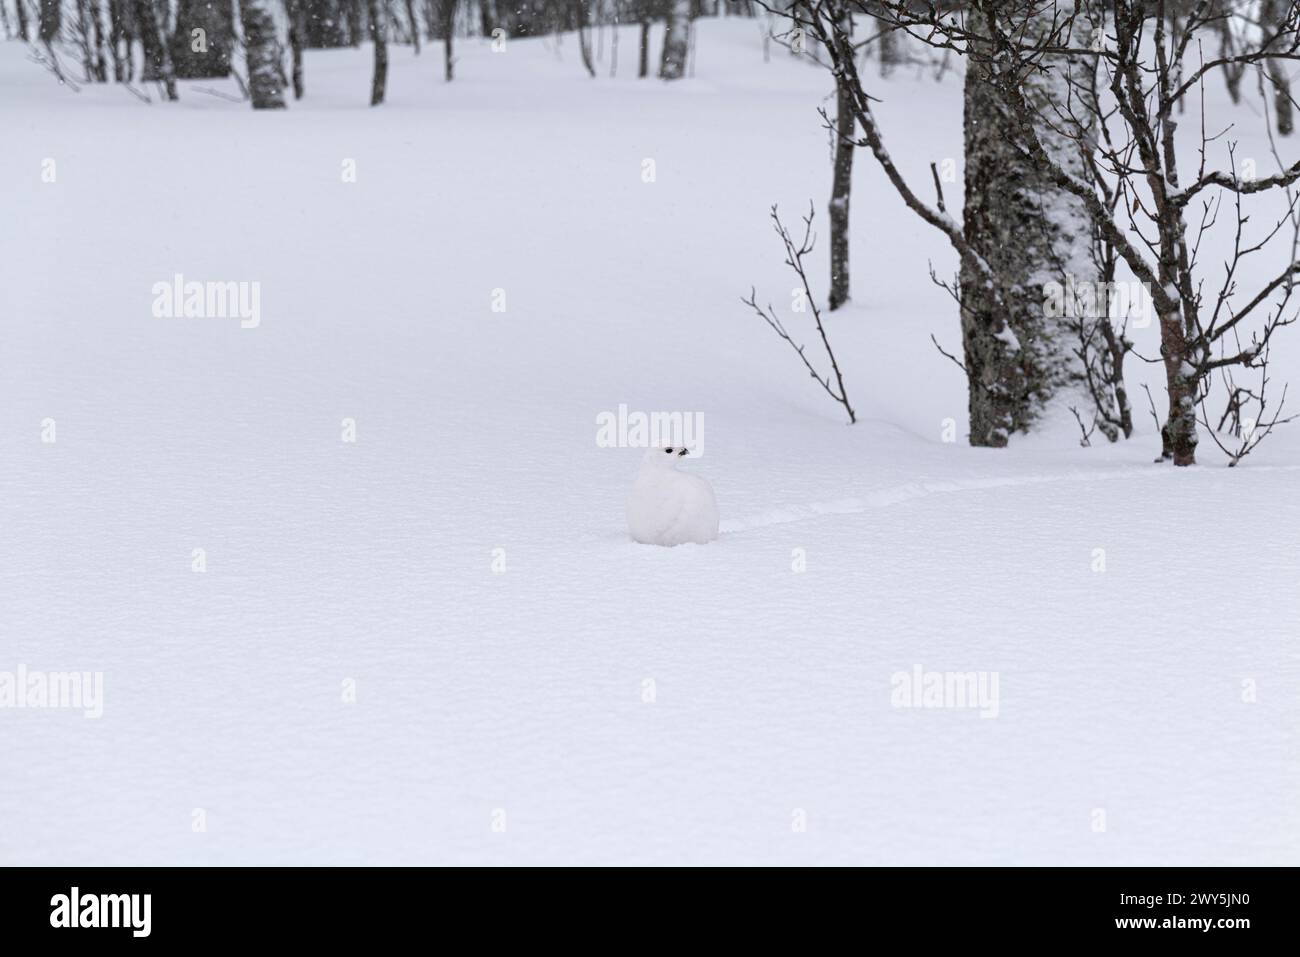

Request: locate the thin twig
(742, 203), (857, 424)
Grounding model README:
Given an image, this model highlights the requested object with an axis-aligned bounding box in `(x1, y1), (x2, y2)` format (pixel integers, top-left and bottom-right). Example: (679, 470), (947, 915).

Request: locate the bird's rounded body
(627, 448), (719, 546)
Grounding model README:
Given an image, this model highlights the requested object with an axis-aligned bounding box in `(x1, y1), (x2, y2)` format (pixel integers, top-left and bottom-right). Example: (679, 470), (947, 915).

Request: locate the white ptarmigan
(627, 446), (719, 546)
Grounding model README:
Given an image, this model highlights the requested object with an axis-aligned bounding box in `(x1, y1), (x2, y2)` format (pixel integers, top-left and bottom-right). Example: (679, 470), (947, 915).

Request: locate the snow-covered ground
(2, 21), (1298, 865)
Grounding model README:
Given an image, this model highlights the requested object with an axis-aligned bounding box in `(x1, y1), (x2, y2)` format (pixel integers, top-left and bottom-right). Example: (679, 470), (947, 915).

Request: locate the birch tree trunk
(285, 0), (307, 97)
(170, 0), (235, 79)
(303, 0), (348, 46)
(237, 0), (286, 108)
(827, 4), (853, 311)
(38, 0), (60, 43)
(659, 0), (690, 79)
(1213, 6), (1244, 104)
(89, 0), (108, 80)
(576, 0), (595, 77)
(107, 0), (127, 80)
(1261, 0), (1294, 136)
(287, 0), (306, 97)
(958, 2), (1101, 445)
(439, 0), (453, 81)
(132, 0), (178, 99)
(76, 0), (109, 81)
(344, 0), (362, 44)
(367, 0), (388, 105)
(638, 16), (650, 77)
(869, 1), (897, 77)
(404, 0), (419, 54)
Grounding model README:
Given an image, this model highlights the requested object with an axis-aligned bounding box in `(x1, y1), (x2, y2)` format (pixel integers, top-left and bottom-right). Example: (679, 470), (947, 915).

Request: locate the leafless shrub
(742, 203), (857, 424)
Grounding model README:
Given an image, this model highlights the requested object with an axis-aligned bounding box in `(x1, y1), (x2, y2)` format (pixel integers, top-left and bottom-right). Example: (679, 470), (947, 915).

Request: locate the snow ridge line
(719, 462), (1300, 534)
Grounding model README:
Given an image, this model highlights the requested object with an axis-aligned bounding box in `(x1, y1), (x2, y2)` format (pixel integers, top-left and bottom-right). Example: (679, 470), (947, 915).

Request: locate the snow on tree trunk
(237, 0), (286, 109)
(827, 5), (853, 311)
(170, 0), (235, 79)
(659, 0), (691, 80)
(958, 2), (1102, 446)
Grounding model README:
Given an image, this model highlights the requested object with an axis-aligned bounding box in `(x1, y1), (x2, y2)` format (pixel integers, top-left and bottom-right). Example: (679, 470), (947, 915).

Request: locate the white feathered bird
(627, 446), (719, 546)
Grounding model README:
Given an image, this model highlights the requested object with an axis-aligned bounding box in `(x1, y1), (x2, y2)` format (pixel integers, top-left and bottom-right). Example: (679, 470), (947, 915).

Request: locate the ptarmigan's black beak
(678, 449), (689, 456)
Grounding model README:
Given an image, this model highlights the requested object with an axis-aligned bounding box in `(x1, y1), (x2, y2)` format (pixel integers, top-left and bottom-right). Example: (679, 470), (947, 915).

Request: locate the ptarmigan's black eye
(664, 448), (674, 454)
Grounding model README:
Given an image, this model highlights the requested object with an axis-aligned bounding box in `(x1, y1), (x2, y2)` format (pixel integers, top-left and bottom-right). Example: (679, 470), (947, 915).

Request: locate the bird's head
(643, 446), (693, 468)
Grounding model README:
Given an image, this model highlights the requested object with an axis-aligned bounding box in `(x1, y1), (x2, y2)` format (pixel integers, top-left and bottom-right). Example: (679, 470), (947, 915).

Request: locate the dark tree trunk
(1150, 181), (1201, 465)
(659, 0), (689, 79)
(1156, 300), (1198, 465)
(1214, 9), (1243, 104)
(1262, 0), (1294, 135)
(404, 0), (419, 53)
(638, 17), (649, 77)
(237, 0), (286, 108)
(1270, 70), (1292, 135)
(827, 6), (853, 311)
(108, 0), (129, 80)
(15, 0), (30, 41)
(440, 0), (453, 81)
(170, 0), (235, 79)
(346, 0), (362, 44)
(132, 0), (178, 99)
(38, 0), (60, 43)
(76, 0), (109, 81)
(1099, 317), (1134, 440)
(479, 0), (493, 36)
(89, 0), (109, 80)
(576, 0), (595, 77)
(871, 1), (897, 76)
(367, 0), (387, 104)
(285, 0), (306, 97)
(303, 0), (349, 46)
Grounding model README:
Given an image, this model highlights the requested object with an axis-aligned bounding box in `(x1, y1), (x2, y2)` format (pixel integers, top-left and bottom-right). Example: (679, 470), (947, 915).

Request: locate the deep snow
(1, 21), (1298, 865)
